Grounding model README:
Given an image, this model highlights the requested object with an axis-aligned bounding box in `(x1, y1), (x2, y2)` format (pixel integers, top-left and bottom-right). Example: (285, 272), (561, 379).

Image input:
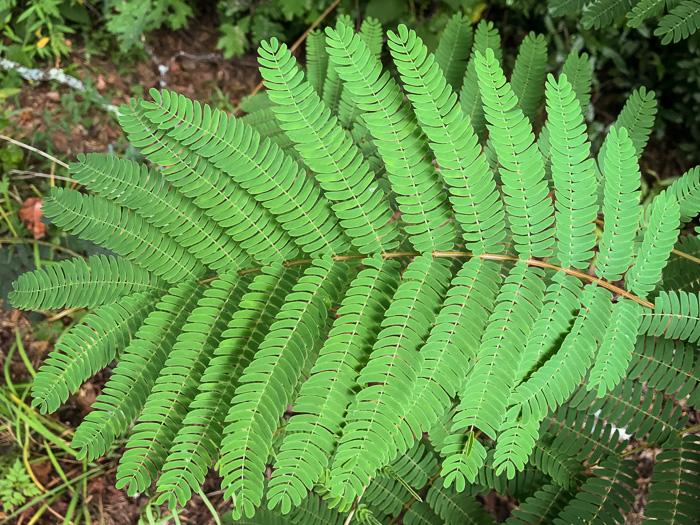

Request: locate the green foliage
(550, 0), (700, 43)
(0, 0), (76, 64)
(0, 459), (42, 512)
(8, 20), (700, 524)
(105, 0), (193, 53)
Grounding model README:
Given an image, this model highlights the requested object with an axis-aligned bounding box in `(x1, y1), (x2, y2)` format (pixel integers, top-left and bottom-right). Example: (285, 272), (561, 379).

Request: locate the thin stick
(233, 250), (655, 309)
(0, 236), (85, 260)
(671, 247), (700, 265)
(0, 134), (69, 169)
(233, 0), (342, 115)
(10, 169), (77, 184)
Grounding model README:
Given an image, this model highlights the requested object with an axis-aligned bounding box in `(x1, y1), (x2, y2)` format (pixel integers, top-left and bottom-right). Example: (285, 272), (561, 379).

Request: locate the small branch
(0, 134), (69, 169)
(343, 485), (367, 525)
(0, 58), (119, 114)
(10, 169), (78, 184)
(233, 251), (655, 309)
(0, 236), (85, 260)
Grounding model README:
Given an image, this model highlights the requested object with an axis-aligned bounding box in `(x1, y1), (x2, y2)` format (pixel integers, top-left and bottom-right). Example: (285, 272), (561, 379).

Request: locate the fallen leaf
(96, 74), (107, 92)
(37, 37), (50, 49)
(18, 197), (46, 239)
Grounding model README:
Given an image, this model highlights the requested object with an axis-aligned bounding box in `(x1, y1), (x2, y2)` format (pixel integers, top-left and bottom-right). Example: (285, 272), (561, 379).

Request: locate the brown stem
(235, 251), (655, 309)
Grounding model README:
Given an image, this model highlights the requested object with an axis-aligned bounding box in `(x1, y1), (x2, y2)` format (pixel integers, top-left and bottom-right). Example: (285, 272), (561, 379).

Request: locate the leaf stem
(233, 251), (655, 309)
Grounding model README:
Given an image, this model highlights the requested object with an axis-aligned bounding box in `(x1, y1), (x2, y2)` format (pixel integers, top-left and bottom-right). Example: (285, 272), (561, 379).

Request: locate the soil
(6, 19), (262, 160)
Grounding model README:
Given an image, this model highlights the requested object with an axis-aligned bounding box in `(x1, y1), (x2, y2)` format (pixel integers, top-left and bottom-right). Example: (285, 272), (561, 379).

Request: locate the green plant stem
(15, 329), (36, 377)
(197, 487), (221, 525)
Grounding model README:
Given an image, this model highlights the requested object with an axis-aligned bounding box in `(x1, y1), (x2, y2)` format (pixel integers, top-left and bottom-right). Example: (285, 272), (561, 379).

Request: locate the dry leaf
(96, 74), (107, 92)
(18, 197), (46, 239)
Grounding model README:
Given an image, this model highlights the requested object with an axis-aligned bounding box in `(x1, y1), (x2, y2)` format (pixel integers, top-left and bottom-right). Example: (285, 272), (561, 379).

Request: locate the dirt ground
(7, 20), (262, 160)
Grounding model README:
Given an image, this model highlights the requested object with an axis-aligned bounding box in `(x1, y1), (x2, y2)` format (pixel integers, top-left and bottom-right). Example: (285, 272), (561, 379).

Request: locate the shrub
(550, 0), (700, 44)
(9, 14), (700, 524)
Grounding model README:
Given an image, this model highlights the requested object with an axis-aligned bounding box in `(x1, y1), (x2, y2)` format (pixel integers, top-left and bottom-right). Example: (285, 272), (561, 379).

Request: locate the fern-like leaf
(305, 29), (328, 98)
(9, 254), (164, 311)
(395, 258), (503, 450)
(43, 187), (206, 283)
(116, 273), (247, 497)
(268, 256), (402, 513)
(662, 235), (700, 293)
(337, 17), (384, 128)
(452, 262), (545, 440)
(582, 0), (637, 29)
(219, 259), (350, 519)
(512, 284), (612, 424)
(118, 101), (299, 264)
(541, 406), (626, 465)
(425, 478), (496, 525)
(595, 126), (642, 281)
(459, 20), (503, 140)
(142, 89), (351, 257)
(388, 24), (506, 255)
(553, 456), (638, 524)
(71, 280), (204, 460)
(546, 73), (599, 270)
(561, 50), (592, 111)
(434, 13), (473, 91)
(599, 86), (658, 163)
(655, 0), (700, 43)
(628, 336), (700, 408)
(645, 434), (700, 523)
(156, 265), (300, 508)
(325, 23), (457, 252)
(516, 273), (582, 382)
(72, 153), (250, 272)
(258, 38), (398, 253)
(329, 256), (453, 502)
(626, 193), (680, 298)
(639, 290), (700, 343)
(32, 290), (161, 414)
(666, 166), (700, 224)
(506, 483), (577, 525)
(511, 32), (547, 123)
(587, 299), (642, 396)
(626, 0), (666, 27)
(476, 48), (555, 259)
(569, 379), (690, 444)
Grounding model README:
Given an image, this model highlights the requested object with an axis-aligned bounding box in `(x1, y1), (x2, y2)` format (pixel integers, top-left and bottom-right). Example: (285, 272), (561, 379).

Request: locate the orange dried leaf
(18, 197), (46, 239)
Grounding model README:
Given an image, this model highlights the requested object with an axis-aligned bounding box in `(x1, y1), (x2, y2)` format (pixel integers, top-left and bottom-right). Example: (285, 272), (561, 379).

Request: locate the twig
(233, 0), (342, 115)
(230, 250), (656, 309)
(10, 169), (78, 184)
(0, 236), (85, 260)
(0, 134), (69, 169)
(0, 58), (119, 114)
